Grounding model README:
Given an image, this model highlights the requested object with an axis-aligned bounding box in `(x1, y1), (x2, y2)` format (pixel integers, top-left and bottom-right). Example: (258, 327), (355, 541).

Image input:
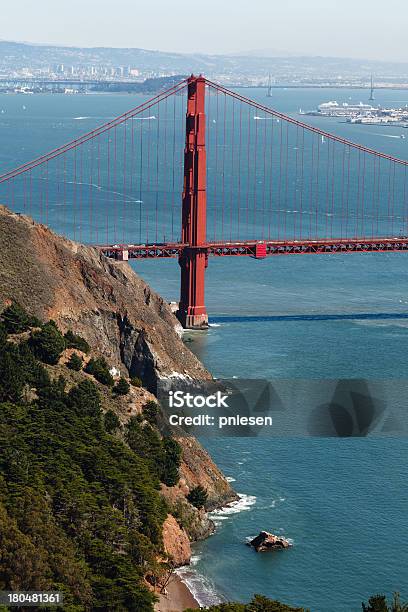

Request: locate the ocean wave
(190, 554), (201, 566)
(256, 496), (286, 510)
(209, 492), (257, 525)
(176, 494), (256, 605)
(176, 566), (223, 607)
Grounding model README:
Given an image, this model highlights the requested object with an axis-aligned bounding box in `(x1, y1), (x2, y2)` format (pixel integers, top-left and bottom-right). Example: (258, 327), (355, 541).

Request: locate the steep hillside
(0, 206), (209, 391)
(0, 205), (236, 525)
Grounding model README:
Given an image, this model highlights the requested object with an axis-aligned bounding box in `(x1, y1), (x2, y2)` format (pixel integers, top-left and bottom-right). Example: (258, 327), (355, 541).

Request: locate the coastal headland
(0, 204), (237, 609)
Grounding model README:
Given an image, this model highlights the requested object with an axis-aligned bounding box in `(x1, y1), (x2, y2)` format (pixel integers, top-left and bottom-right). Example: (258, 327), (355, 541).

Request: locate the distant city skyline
(1, 0), (408, 62)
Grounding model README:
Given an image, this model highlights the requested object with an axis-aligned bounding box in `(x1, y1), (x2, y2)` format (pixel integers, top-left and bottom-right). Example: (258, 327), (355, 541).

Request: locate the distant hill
(2, 40), (408, 80)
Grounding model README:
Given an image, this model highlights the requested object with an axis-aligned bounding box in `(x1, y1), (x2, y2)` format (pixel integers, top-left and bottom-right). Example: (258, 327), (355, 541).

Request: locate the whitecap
(176, 566), (223, 607)
(245, 534), (257, 543)
(190, 554), (201, 566)
(209, 493), (257, 524)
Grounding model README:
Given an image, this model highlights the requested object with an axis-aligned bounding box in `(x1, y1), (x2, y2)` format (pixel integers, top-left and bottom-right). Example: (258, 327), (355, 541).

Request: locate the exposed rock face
(0, 206), (209, 392)
(162, 514), (191, 567)
(161, 482), (216, 542)
(247, 531), (292, 552)
(177, 438), (238, 510)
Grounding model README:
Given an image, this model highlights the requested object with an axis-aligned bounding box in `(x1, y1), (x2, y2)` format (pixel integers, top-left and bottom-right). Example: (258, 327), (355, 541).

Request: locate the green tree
(1, 302), (41, 334)
(67, 352), (83, 371)
(130, 376), (143, 388)
(248, 594), (307, 611)
(185, 594), (309, 611)
(0, 322), (7, 346)
(85, 357), (114, 387)
(64, 330), (90, 354)
(143, 400), (159, 425)
(187, 485), (208, 509)
(362, 593), (408, 612)
(0, 349), (24, 403)
(29, 322), (66, 365)
(391, 593), (408, 612)
(0, 326), (171, 610)
(104, 410), (121, 433)
(68, 379), (102, 418)
(362, 595), (390, 612)
(160, 437), (181, 487)
(113, 377), (130, 396)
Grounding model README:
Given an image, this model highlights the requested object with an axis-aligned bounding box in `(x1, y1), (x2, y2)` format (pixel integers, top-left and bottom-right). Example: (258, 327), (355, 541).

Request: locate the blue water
(138, 255), (408, 610)
(1, 88), (408, 611)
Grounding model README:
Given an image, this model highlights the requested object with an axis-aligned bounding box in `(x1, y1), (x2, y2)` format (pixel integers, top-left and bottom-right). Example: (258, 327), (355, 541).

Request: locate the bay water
(1, 87), (407, 611)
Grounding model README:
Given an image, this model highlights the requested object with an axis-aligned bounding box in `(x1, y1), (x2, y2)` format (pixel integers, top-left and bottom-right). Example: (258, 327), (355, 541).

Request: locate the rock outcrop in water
(247, 531), (292, 552)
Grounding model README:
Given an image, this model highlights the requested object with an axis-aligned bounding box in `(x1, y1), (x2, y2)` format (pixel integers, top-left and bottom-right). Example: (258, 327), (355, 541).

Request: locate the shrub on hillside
(0, 348), (25, 403)
(67, 353), (83, 371)
(84, 357), (114, 387)
(126, 419), (181, 487)
(64, 330), (90, 354)
(113, 377), (130, 396)
(185, 594), (309, 611)
(362, 592), (408, 611)
(130, 376), (143, 388)
(104, 409), (121, 433)
(160, 437), (182, 487)
(187, 485), (208, 509)
(67, 379), (102, 418)
(2, 302), (41, 334)
(142, 400), (159, 425)
(0, 322), (7, 346)
(29, 322), (66, 365)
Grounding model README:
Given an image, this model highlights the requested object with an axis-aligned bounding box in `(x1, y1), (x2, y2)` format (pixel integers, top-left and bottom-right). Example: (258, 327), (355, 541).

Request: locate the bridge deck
(98, 237), (408, 260)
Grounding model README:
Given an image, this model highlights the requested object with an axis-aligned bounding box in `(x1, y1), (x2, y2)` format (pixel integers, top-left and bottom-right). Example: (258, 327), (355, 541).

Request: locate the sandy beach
(154, 575), (200, 611)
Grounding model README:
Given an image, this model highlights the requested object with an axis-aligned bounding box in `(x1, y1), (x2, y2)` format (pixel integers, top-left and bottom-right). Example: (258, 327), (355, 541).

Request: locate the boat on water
(301, 100), (408, 127)
(301, 101), (377, 118)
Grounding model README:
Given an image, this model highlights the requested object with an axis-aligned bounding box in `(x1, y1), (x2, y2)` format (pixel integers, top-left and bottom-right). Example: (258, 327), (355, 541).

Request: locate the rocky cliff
(0, 206), (209, 391)
(0, 205), (237, 554)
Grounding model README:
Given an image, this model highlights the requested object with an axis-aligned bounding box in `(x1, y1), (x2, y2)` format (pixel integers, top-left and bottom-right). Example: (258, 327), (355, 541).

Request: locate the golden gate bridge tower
(178, 76), (208, 328)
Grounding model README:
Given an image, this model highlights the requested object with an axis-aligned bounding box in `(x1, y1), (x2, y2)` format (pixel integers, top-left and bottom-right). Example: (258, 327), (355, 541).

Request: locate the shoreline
(157, 492), (258, 610)
(154, 574), (199, 611)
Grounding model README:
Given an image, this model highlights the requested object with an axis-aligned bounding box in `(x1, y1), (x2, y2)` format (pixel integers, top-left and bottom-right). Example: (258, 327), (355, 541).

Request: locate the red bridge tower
(177, 75), (209, 329)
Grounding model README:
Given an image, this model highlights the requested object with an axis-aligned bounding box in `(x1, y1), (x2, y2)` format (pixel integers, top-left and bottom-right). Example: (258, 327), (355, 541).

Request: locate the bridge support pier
(178, 248), (209, 329)
(177, 75), (209, 329)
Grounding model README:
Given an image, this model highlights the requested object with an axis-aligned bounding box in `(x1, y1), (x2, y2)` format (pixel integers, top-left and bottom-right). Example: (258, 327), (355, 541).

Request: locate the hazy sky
(1, 0), (408, 61)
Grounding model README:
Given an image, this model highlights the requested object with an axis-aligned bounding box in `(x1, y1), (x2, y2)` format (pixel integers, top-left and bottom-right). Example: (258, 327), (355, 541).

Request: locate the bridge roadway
(99, 236), (408, 260)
